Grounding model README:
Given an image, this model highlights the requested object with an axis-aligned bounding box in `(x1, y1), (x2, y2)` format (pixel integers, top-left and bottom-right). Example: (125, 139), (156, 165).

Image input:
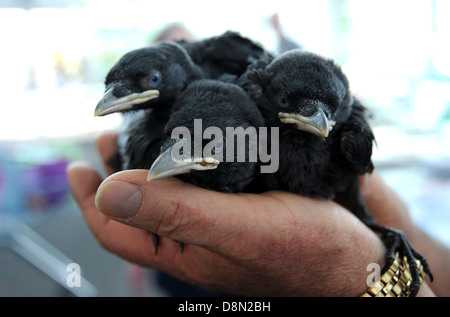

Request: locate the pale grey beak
(94, 88), (159, 116)
(279, 107), (335, 137)
(147, 143), (220, 182)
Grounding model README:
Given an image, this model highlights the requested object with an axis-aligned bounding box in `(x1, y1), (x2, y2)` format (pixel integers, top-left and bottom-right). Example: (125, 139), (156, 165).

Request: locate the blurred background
(0, 0), (449, 296)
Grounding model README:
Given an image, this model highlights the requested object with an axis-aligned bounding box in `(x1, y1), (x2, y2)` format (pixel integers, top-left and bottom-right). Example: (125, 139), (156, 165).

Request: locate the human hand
(68, 133), (387, 296)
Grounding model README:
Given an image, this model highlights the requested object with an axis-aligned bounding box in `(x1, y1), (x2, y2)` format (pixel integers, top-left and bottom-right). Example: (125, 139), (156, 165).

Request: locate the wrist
(351, 233), (387, 296)
(323, 228), (387, 297)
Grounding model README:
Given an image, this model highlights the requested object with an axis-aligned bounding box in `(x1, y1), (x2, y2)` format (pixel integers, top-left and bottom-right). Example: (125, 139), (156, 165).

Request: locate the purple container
(23, 158), (69, 210)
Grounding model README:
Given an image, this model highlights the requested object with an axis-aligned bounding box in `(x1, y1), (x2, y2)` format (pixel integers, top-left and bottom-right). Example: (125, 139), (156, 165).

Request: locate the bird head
(146, 80), (264, 193)
(248, 49), (353, 138)
(94, 42), (203, 117)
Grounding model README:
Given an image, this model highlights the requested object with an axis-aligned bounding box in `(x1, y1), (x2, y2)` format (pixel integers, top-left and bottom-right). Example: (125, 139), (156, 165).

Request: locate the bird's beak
(278, 107), (335, 137)
(94, 88), (160, 116)
(147, 144), (220, 182)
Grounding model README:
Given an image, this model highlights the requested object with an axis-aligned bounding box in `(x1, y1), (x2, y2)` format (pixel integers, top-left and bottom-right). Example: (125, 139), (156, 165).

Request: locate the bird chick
(242, 49), (361, 198)
(147, 79), (265, 194)
(241, 49), (432, 296)
(95, 31), (270, 118)
(95, 41), (203, 118)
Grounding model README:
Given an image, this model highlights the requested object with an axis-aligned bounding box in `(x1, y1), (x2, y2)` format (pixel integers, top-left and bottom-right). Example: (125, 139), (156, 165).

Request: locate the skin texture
(67, 133), (441, 297)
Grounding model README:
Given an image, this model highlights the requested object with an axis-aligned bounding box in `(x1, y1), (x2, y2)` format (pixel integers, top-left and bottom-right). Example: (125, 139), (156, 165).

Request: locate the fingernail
(95, 181), (143, 219)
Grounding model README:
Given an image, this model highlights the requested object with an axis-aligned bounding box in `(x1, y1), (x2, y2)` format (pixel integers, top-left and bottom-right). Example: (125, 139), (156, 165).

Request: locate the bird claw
(176, 241), (185, 254)
(151, 232), (159, 255)
(368, 224), (433, 296)
(150, 232), (185, 255)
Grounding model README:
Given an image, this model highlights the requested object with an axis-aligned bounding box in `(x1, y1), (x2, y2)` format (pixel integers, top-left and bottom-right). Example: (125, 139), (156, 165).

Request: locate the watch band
(361, 251), (425, 297)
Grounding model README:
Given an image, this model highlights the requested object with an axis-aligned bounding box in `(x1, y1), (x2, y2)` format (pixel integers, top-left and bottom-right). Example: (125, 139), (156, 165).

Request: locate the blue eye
(150, 71), (161, 87)
(278, 95), (289, 108)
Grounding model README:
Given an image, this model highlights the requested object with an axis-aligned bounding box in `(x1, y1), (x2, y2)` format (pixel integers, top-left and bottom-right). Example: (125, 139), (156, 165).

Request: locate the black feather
(178, 31), (272, 79)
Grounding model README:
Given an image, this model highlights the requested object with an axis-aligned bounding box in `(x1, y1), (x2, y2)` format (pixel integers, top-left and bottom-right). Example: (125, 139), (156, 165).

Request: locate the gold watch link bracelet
(361, 251), (426, 297)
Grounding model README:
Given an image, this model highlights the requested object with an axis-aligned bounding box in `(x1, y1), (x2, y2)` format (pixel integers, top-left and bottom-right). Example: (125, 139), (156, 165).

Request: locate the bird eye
(149, 71), (161, 87)
(278, 95), (289, 108)
(212, 138), (225, 154)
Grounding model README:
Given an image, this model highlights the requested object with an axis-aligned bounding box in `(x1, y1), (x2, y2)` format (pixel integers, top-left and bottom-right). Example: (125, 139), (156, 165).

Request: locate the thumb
(94, 169), (268, 252)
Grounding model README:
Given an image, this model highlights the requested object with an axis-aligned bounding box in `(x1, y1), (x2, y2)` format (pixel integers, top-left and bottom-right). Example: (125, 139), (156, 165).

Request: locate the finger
(67, 161), (104, 213)
(96, 132), (118, 175)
